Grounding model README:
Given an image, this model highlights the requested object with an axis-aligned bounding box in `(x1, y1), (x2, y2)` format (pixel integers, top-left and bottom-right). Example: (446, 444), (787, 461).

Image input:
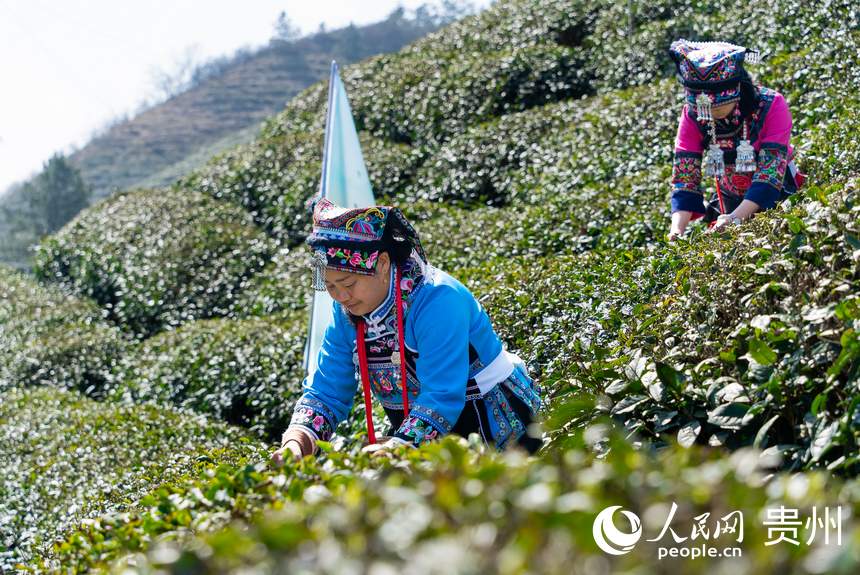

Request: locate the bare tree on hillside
(274, 11), (301, 42)
(150, 46), (203, 103)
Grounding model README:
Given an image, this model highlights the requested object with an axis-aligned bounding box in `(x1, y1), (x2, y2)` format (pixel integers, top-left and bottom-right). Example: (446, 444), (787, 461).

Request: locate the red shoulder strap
(395, 265), (410, 420)
(356, 319), (377, 444)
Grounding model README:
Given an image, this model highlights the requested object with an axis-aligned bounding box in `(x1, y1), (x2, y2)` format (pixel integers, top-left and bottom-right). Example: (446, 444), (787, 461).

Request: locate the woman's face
(710, 101), (737, 120)
(325, 252), (391, 316)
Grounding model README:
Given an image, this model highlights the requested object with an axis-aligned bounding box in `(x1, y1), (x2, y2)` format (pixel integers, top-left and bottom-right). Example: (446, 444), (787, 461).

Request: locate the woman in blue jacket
(273, 199), (542, 462)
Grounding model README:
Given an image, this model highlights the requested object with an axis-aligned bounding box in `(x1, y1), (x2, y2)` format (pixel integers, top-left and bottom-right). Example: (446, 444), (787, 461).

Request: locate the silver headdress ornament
(744, 49), (761, 64)
(704, 121), (724, 177)
(311, 248), (328, 291)
(735, 121), (756, 173)
(695, 92), (713, 122)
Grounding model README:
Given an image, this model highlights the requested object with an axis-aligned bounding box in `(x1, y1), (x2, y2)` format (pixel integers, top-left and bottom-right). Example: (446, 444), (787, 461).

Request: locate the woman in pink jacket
(667, 39), (803, 240)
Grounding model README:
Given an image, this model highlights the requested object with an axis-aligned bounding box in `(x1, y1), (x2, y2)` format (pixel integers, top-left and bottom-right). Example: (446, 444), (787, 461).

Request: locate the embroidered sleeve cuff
(393, 405), (453, 447)
(671, 190), (707, 214)
(744, 182), (780, 210)
(672, 151), (703, 195)
(289, 396), (337, 442)
(752, 144), (788, 189)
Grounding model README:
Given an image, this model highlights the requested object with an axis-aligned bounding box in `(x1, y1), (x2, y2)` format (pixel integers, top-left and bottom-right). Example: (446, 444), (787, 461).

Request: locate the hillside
(2, 0), (860, 572)
(70, 11), (446, 201)
(0, 9), (447, 270)
(70, 13), (454, 199)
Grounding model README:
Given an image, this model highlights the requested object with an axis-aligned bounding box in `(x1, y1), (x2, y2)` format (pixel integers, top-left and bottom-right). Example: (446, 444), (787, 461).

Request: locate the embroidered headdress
(669, 39), (759, 120)
(306, 198), (426, 290)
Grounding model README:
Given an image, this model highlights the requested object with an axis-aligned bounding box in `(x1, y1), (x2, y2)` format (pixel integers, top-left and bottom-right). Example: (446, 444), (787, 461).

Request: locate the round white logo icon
(593, 506), (643, 555)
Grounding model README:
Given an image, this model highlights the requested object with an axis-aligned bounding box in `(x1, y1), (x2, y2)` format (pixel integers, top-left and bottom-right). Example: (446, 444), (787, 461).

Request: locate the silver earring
(696, 93), (713, 122)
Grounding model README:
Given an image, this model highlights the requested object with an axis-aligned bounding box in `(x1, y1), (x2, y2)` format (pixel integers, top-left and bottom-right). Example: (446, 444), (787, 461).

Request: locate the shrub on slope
(0, 387), (263, 571)
(595, 187), (860, 472)
(51, 435), (860, 574)
(229, 246), (311, 319)
(34, 188), (273, 337)
(113, 314), (307, 440)
(0, 265), (127, 395)
(447, 189), (860, 473)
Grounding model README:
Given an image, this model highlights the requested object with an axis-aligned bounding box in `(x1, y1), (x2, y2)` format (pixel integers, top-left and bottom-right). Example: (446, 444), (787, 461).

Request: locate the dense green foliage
(34, 188), (273, 337)
(113, 315), (307, 440)
(51, 434), (860, 574)
(3, 0), (860, 572)
(0, 387), (263, 571)
(0, 266), (126, 394)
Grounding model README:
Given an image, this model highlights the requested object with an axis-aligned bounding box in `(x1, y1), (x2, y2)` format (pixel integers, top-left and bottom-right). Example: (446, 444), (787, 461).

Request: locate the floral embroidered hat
(306, 198), (427, 290)
(669, 39), (759, 110)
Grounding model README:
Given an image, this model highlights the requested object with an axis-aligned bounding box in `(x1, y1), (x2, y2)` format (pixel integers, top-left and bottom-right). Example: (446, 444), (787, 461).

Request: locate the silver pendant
(310, 249), (327, 291)
(735, 139), (756, 173)
(695, 93), (713, 122)
(744, 49), (760, 65)
(704, 143), (725, 177)
(391, 351), (401, 365)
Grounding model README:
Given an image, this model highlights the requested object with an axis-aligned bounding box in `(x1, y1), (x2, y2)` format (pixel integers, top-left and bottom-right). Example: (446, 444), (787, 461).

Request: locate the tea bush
(113, 314), (307, 440)
(52, 434), (860, 574)
(0, 387), (264, 571)
(0, 266), (127, 395)
(34, 188), (273, 337)
(228, 246), (311, 319)
(584, 186), (860, 473)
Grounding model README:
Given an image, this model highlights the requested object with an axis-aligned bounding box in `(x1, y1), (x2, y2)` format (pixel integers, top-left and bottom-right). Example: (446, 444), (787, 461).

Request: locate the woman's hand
(271, 440), (304, 466)
(707, 199), (760, 234)
(710, 213), (741, 232)
(271, 427), (317, 467)
(361, 436), (411, 459)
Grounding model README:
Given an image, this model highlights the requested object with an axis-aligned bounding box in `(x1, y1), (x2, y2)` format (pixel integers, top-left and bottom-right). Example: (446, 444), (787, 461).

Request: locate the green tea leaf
(746, 338), (778, 366)
(677, 420), (701, 448)
(707, 403), (751, 431)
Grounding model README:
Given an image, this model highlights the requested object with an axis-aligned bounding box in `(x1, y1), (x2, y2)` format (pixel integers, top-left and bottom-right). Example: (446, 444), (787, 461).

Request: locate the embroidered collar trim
(361, 252), (426, 325)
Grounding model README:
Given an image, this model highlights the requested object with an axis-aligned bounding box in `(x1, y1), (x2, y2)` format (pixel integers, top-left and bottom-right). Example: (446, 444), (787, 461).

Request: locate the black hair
(737, 68), (760, 120)
(381, 216), (413, 266)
